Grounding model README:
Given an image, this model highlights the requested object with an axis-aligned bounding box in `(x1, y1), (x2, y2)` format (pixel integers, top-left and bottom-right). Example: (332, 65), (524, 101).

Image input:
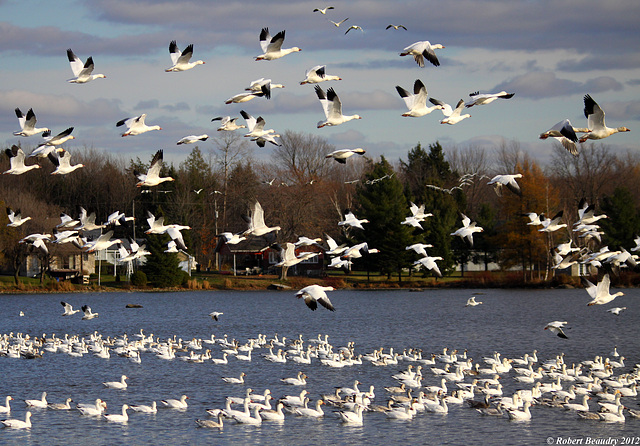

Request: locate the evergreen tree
(141, 233), (183, 287)
(354, 156), (415, 280)
(401, 142), (464, 274)
(600, 187), (640, 249)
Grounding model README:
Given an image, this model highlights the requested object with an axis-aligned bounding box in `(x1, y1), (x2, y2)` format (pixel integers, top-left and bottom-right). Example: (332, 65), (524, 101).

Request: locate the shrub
(130, 271), (148, 287)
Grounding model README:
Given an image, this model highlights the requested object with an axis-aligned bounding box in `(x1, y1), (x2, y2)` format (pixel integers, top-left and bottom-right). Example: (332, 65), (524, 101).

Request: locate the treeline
(2, 130), (640, 281)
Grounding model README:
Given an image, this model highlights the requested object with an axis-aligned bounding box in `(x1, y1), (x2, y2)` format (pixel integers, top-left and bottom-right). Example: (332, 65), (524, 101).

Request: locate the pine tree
(354, 156), (415, 281)
(141, 233), (183, 287)
(600, 187), (640, 249)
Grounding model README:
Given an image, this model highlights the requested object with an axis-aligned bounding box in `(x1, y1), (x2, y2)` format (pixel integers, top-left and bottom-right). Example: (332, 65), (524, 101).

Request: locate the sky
(1, 0), (639, 169)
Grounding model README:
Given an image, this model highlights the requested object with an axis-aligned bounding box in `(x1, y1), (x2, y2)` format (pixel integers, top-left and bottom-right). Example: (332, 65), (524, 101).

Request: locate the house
(214, 236), (325, 276)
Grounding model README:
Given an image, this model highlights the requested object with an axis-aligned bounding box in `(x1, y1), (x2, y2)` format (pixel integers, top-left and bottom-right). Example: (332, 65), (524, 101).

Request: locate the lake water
(0, 287), (638, 445)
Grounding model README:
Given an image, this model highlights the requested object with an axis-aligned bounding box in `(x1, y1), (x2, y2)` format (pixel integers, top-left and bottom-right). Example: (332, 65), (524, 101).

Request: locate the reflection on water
(0, 288), (638, 445)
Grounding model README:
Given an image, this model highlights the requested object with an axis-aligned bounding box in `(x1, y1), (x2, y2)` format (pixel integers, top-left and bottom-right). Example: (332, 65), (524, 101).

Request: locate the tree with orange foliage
(495, 156), (564, 281)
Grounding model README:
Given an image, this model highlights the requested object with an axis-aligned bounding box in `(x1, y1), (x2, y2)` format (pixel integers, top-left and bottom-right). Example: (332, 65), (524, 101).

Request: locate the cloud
(494, 72), (623, 99)
(134, 99), (159, 110)
(557, 53), (640, 72)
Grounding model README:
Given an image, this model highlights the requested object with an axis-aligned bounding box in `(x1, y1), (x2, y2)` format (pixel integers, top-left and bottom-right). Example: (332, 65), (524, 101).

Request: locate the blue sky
(2, 0), (639, 167)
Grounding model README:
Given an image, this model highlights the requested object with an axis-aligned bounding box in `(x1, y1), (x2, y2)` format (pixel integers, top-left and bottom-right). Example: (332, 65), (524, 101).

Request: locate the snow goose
(67, 49), (106, 83)
(315, 86), (362, 127)
(296, 285), (335, 311)
(413, 255), (443, 277)
(329, 18), (349, 27)
(255, 28), (301, 61)
(607, 306), (627, 315)
(83, 230), (121, 253)
(243, 201), (280, 236)
(239, 110), (277, 138)
(539, 119), (588, 156)
(212, 116), (246, 131)
(225, 83), (270, 104)
(563, 395), (590, 411)
(387, 24), (407, 30)
(313, 6), (334, 14)
(586, 274), (624, 306)
(260, 401), (285, 421)
(282, 390), (308, 407)
(246, 77), (284, 92)
(440, 99), (471, 125)
(48, 148), (84, 175)
(487, 174), (522, 197)
(25, 392), (47, 408)
(338, 210), (368, 229)
(598, 405), (625, 423)
(0, 396), (12, 414)
(76, 399), (106, 416)
(465, 296), (482, 307)
(1, 411), (31, 429)
(579, 95), (630, 143)
(177, 134), (208, 145)
(116, 114), (161, 137)
(506, 401), (532, 421)
(6, 208), (31, 227)
(326, 148), (365, 164)
(300, 65), (341, 85)
(209, 311), (223, 321)
(222, 372), (246, 384)
(336, 404), (363, 424)
(165, 41), (204, 72)
(344, 25), (364, 34)
(104, 404), (129, 423)
(465, 91), (514, 108)
(135, 150), (174, 187)
(281, 372), (307, 386)
(251, 133), (281, 148)
(396, 79), (443, 117)
(385, 402), (418, 419)
(450, 213), (483, 246)
(400, 41), (444, 67)
(538, 211), (566, 233)
(196, 412), (225, 428)
(103, 374), (128, 389)
(30, 127), (75, 158)
(576, 198), (608, 226)
(48, 397), (73, 410)
(220, 232), (246, 245)
(232, 406), (262, 425)
(406, 243), (433, 257)
(544, 321), (569, 339)
(13, 108), (49, 137)
(161, 395), (189, 409)
(81, 305), (99, 320)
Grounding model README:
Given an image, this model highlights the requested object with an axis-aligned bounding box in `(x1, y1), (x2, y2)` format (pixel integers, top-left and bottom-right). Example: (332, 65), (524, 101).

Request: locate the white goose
(48, 149), (84, 175)
(6, 208), (31, 227)
(232, 406), (262, 425)
(76, 399), (106, 416)
(239, 110), (277, 139)
(325, 148), (366, 164)
(255, 28), (301, 61)
(211, 116), (246, 131)
(116, 114), (161, 137)
(0, 396), (13, 413)
(243, 201), (280, 236)
(338, 211), (369, 229)
(439, 99), (471, 125)
(465, 91), (514, 108)
(225, 83), (270, 104)
(260, 401), (285, 421)
(1, 411), (31, 429)
(400, 41), (444, 67)
(67, 49), (106, 83)
(579, 95), (630, 143)
(165, 41), (204, 72)
(396, 79), (443, 117)
(30, 127), (75, 158)
(487, 174), (522, 197)
(161, 395), (189, 409)
(300, 65), (341, 85)
(177, 134), (209, 145)
(13, 107), (49, 137)
(24, 392), (47, 408)
(586, 274), (624, 306)
(337, 404), (363, 424)
(135, 150), (174, 187)
(296, 284), (335, 311)
(83, 231), (121, 253)
(81, 305), (99, 320)
(104, 404), (129, 423)
(103, 375), (128, 389)
(450, 213), (483, 246)
(222, 372), (246, 384)
(507, 401), (532, 421)
(315, 86), (362, 127)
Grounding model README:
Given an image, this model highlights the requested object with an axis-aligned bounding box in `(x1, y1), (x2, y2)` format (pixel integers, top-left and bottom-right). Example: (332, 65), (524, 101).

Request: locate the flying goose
(165, 41), (205, 72)
(579, 95), (630, 143)
(116, 114), (161, 137)
(243, 201), (281, 236)
(255, 28), (301, 61)
(135, 150), (174, 187)
(396, 79), (442, 117)
(315, 86), (362, 127)
(400, 41), (444, 67)
(6, 208), (31, 227)
(465, 91), (514, 108)
(30, 127), (75, 158)
(300, 65), (342, 84)
(211, 116), (245, 131)
(296, 285), (336, 311)
(325, 148), (365, 163)
(48, 148), (84, 175)
(539, 119), (589, 156)
(177, 134), (209, 145)
(13, 108), (49, 136)
(3, 145), (41, 175)
(67, 49), (106, 83)
(439, 100), (471, 125)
